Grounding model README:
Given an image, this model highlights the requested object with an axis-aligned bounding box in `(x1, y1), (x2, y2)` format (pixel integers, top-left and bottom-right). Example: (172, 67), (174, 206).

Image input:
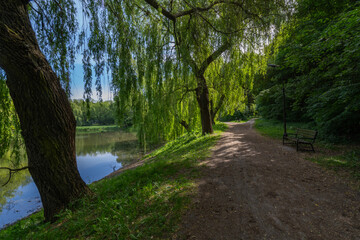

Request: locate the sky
(70, 63), (113, 101)
(69, 1), (113, 101)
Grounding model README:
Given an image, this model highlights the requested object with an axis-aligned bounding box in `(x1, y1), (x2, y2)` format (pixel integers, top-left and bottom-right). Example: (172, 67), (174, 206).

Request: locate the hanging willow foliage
(0, 71), (23, 164)
(76, 0), (294, 145)
(0, 0), (294, 152)
(0, 0), (79, 163)
(30, 0), (78, 96)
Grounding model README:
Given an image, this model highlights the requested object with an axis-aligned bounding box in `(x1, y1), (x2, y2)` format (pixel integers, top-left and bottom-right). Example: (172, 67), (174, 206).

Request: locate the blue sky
(69, 1), (113, 101)
(70, 63), (113, 101)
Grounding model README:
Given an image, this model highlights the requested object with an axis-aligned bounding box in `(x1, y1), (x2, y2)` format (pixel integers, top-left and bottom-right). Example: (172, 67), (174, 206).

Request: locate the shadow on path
(177, 120), (360, 240)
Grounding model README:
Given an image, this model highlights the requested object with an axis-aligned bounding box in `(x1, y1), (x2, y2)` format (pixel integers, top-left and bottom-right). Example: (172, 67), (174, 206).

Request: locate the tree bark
(0, 0), (91, 221)
(195, 76), (213, 135)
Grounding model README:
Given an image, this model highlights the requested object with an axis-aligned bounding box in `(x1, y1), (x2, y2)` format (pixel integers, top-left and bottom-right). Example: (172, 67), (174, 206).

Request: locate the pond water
(0, 130), (139, 229)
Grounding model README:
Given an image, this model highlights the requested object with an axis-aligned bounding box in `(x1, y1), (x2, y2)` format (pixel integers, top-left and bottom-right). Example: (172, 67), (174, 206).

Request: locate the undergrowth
(254, 118), (314, 140)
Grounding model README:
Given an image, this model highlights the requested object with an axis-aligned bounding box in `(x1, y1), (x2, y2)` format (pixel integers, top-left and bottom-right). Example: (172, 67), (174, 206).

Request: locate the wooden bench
(283, 128), (318, 152)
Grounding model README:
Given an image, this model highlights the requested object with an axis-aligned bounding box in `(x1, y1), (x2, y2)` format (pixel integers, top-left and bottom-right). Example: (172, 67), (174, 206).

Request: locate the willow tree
(0, 0), (91, 221)
(141, 0), (292, 136)
(81, 0), (292, 141)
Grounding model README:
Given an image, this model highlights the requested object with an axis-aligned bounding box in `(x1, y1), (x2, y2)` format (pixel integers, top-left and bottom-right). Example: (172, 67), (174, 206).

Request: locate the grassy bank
(0, 124), (227, 239)
(76, 125), (121, 134)
(254, 118), (360, 183)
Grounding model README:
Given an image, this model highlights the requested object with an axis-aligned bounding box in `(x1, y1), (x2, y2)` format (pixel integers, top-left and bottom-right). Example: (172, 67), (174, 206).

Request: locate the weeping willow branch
(144, 0), (224, 22)
(179, 120), (190, 131)
(144, 0), (268, 35)
(199, 41), (231, 75)
(195, 11), (245, 35)
(210, 94), (226, 123)
(31, 0), (57, 34)
(174, 1), (223, 18)
(0, 166), (29, 187)
(53, 0), (64, 12)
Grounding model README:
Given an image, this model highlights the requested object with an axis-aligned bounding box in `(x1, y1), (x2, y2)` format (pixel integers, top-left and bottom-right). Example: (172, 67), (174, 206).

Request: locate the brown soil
(176, 120), (360, 240)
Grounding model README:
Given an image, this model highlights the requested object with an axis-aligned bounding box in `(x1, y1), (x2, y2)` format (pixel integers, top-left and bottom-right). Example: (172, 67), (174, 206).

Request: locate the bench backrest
(296, 128), (318, 142)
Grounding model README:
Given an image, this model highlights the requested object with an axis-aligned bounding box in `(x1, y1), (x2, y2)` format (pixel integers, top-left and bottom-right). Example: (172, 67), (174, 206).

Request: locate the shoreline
(0, 155), (146, 231)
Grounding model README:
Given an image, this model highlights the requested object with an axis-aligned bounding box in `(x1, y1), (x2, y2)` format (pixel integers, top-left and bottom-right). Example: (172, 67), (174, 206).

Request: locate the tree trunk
(195, 76), (213, 135)
(0, 0), (91, 221)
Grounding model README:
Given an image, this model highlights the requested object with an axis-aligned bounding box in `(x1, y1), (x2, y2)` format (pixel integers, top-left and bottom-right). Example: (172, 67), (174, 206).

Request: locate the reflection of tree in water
(0, 164), (31, 214)
(75, 131), (141, 165)
(112, 140), (140, 165)
(0, 131), (142, 213)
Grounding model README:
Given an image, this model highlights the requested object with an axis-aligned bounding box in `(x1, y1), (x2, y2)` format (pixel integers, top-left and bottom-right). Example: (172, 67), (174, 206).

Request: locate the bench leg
(296, 141), (299, 152)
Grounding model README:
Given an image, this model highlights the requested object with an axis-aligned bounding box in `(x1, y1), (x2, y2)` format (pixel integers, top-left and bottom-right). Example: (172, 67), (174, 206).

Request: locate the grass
(229, 119), (250, 124)
(0, 124), (225, 239)
(309, 150), (360, 181)
(76, 125), (121, 134)
(213, 122), (228, 132)
(254, 118), (360, 183)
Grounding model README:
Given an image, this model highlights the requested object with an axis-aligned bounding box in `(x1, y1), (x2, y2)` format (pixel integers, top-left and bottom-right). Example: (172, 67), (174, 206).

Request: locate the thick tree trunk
(0, 0), (91, 221)
(195, 76), (213, 135)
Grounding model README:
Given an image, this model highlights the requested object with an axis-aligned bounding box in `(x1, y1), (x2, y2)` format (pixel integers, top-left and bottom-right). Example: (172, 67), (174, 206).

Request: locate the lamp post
(268, 64), (287, 138)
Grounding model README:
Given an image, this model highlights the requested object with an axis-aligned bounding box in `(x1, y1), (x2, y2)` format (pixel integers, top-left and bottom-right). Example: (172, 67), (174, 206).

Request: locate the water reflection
(76, 131), (138, 156)
(0, 130), (139, 229)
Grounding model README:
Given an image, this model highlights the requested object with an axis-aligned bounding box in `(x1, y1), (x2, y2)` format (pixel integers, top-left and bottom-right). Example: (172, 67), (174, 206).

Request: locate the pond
(0, 130), (140, 229)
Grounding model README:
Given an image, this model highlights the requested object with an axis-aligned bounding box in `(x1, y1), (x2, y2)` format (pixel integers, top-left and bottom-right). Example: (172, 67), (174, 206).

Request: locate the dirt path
(177, 120), (360, 240)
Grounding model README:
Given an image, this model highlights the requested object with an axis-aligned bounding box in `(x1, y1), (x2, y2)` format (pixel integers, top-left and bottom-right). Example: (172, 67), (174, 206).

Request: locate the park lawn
(0, 123), (227, 239)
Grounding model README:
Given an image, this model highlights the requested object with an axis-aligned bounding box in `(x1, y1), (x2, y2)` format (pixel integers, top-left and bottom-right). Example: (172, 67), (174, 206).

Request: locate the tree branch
(198, 41), (230, 75)
(179, 120), (190, 131)
(143, 0), (176, 21)
(212, 94), (225, 121)
(0, 166), (29, 187)
(195, 11), (245, 35)
(144, 0), (225, 22)
(226, 1), (267, 26)
(174, 1), (223, 18)
(179, 85), (198, 103)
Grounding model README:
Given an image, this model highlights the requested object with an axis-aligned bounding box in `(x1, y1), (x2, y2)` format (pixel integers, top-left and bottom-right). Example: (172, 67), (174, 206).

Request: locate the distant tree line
(255, 0), (360, 142)
(70, 99), (120, 126)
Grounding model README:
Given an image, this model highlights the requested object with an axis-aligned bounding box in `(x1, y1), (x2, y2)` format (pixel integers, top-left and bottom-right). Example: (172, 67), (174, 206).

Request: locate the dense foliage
(256, 0), (360, 142)
(0, 72), (22, 162)
(0, 0), (294, 152)
(70, 99), (118, 126)
(77, 0), (293, 145)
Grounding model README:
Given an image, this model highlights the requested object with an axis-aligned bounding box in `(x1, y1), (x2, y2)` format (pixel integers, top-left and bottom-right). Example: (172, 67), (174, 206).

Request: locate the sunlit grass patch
(213, 122), (228, 132)
(0, 128), (223, 239)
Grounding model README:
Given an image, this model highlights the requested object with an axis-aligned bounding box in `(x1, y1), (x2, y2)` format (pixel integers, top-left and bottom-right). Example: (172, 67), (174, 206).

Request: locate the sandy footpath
(176, 120), (360, 240)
